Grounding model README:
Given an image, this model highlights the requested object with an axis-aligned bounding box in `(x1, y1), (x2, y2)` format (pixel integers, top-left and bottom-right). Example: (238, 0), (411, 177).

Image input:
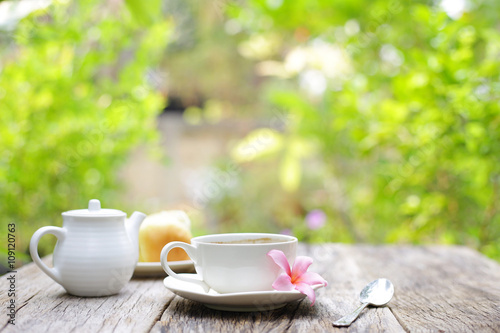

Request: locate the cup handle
(29, 226), (66, 285)
(161, 241), (210, 293)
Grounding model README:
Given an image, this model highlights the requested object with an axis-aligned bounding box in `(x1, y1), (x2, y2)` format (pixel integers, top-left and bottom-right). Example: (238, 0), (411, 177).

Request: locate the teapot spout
(126, 211), (147, 253)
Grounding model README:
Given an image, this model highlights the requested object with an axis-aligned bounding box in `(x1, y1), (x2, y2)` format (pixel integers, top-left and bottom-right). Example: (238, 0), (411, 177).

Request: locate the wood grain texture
(2, 245), (500, 332)
(340, 245), (500, 333)
(152, 244), (406, 333)
(0, 257), (172, 333)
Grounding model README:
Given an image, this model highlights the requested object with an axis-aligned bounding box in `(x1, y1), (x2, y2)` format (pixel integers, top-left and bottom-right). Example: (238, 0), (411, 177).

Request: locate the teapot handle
(29, 226), (66, 285)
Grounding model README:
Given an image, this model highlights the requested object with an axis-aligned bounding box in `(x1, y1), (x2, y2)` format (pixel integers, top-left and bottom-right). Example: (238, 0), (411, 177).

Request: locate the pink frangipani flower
(267, 249), (328, 305)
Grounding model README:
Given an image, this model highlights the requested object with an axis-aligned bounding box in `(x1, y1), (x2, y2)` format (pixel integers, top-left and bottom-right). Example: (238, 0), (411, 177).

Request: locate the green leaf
(124, 0), (162, 26)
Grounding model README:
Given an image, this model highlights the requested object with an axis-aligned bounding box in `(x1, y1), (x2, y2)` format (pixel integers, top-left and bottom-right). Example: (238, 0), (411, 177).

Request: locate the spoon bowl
(360, 278), (394, 306)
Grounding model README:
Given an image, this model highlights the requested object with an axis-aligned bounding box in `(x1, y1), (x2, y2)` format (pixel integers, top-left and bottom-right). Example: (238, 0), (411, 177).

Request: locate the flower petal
(295, 282), (316, 305)
(272, 273), (295, 291)
(267, 249), (291, 276)
(295, 271), (328, 287)
(291, 256), (313, 281)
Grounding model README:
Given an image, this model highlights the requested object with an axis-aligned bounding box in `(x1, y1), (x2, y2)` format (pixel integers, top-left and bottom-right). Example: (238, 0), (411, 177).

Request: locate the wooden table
(1, 244), (500, 332)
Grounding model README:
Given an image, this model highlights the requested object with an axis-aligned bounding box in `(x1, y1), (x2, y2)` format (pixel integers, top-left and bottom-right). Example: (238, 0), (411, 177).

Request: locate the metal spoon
(333, 278), (394, 327)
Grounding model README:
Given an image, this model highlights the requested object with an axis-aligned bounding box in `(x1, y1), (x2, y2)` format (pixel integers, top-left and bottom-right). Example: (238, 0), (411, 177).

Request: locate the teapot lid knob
(62, 199), (125, 217)
(88, 199), (101, 211)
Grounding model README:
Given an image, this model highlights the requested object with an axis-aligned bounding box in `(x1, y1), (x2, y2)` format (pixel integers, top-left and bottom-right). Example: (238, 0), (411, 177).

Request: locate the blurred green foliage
(207, 0), (500, 260)
(0, 0), (170, 261)
(1, 0), (499, 265)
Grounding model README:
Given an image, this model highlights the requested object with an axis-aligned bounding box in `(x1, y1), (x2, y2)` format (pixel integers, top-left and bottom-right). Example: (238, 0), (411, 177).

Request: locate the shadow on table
(172, 298), (321, 320)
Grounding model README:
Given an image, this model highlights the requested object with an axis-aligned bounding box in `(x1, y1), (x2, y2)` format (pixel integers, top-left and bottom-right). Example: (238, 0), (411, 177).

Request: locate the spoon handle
(333, 302), (369, 327)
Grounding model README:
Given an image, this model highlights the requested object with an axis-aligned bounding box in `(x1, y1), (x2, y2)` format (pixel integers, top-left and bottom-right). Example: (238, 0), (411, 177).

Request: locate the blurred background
(1, 0), (499, 264)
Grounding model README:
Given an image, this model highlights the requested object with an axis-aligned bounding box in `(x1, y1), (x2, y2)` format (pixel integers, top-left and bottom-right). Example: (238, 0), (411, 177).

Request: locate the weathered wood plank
(333, 244), (500, 333)
(2, 245), (500, 332)
(0, 258), (172, 333)
(151, 244), (406, 333)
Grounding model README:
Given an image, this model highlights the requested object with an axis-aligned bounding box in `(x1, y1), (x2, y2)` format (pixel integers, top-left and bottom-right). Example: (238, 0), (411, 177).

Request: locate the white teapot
(30, 199), (146, 297)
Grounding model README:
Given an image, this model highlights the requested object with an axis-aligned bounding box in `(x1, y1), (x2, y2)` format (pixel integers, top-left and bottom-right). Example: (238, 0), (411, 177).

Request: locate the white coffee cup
(161, 233), (297, 294)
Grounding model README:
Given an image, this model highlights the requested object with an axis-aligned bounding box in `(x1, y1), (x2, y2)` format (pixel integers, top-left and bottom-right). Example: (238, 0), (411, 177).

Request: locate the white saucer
(163, 273), (325, 311)
(133, 261), (194, 278)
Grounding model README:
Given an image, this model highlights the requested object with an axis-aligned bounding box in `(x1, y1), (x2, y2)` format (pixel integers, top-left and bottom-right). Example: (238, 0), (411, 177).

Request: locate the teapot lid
(62, 199), (126, 217)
